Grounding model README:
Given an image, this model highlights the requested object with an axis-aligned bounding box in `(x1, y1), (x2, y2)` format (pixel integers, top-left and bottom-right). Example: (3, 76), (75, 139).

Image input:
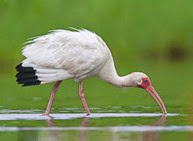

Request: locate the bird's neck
(98, 57), (134, 88)
(109, 74), (133, 88)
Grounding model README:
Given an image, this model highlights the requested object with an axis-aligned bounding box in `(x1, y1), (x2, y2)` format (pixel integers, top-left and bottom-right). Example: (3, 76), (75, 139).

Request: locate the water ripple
(0, 125), (192, 132)
(0, 113), (178, 120)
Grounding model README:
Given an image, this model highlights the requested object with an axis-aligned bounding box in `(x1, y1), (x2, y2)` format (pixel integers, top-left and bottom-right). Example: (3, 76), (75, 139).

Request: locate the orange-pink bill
(145, 85), (167, 114)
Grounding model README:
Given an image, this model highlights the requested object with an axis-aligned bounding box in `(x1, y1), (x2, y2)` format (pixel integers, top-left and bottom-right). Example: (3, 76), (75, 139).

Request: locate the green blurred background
(0, 0), (193, 114)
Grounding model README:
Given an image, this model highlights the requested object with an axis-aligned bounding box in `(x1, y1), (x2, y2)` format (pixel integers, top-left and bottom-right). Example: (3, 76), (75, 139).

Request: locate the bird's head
(127, 72), (167, 114)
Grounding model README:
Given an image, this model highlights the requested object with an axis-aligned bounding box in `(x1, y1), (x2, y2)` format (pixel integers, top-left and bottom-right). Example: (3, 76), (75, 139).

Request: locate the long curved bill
(145, 85), (167, 114)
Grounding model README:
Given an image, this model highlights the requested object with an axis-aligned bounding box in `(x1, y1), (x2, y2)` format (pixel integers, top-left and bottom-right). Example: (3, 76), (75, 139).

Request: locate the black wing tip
(16, 63), (41, 87)
(16, 64), (35, 72)
(22, 81), (41, 87)
(16, 72), (37, 79)
(16, 63), (22, 70)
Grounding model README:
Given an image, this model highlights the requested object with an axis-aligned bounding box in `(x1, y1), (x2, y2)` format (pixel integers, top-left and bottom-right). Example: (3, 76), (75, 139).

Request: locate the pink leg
(79, 81), (91, 116)
(43, 80), (63, 115)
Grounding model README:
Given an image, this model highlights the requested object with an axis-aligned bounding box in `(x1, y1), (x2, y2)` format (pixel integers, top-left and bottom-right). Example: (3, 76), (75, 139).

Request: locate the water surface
(0, 108), (192, 141)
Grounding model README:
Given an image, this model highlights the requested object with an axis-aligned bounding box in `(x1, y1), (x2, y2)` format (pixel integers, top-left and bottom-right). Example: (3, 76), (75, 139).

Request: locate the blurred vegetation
(0, 0), (193, 114)
(1, 0), (193, 72)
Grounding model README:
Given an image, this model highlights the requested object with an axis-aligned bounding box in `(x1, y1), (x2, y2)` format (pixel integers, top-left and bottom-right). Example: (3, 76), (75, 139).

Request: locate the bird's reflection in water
(45, 115), (59, 141)
(79, 117), (90, 141)
(112, 115), (167, 141)
(45, 115), (54, 126)
(44, 115), (90, 141)
(44, 115), (166, 141)
(143, 115), (167, 141)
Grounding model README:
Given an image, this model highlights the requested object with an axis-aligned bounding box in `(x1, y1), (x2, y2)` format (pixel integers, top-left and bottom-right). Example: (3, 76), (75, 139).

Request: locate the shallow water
(0, 113), (178, 120)
(1, 113), (192, 133)
(1, 125), (193, 132)
(0, 109), (192, 141)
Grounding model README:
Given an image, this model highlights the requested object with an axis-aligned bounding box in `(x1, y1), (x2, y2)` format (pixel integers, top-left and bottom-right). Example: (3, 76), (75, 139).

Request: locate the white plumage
(16, 28), (167, 116)
(22, 29), (110, 84)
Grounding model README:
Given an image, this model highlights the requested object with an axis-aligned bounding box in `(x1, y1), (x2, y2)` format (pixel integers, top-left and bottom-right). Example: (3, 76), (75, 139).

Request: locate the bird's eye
(144, 79), (148, 83)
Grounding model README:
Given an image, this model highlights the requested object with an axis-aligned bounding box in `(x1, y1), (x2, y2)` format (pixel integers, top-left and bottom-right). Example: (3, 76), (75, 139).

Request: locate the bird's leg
(43, 80), (63, 116)
(78, 81), (91, 116)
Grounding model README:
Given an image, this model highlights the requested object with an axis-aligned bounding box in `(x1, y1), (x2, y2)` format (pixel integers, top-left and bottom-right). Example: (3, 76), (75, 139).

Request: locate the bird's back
(16, 29), (110, 86)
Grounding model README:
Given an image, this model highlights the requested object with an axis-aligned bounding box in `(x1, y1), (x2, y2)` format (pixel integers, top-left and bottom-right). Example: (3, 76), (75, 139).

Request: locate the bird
(16, 28), (167, 116)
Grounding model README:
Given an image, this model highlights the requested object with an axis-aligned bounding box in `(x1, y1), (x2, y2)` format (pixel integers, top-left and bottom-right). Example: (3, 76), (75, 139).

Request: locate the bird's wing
(22, 29), (109, 79)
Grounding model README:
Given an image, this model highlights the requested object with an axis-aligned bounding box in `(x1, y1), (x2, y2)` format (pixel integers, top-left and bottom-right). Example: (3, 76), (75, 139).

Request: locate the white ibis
(16, 29), (167, 116)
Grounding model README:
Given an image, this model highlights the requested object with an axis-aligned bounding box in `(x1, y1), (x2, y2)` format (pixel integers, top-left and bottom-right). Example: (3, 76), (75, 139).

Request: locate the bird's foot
(42, 112), (50, 116)
(42, 113), (53, 120)
(86, 113), (91, 116)
(162, 113), (168, 117)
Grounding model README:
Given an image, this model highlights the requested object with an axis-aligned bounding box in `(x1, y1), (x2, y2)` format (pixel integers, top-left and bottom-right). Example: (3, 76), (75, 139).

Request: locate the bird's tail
(16, 60), (74, 87)
(16, 63), (41, 86)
